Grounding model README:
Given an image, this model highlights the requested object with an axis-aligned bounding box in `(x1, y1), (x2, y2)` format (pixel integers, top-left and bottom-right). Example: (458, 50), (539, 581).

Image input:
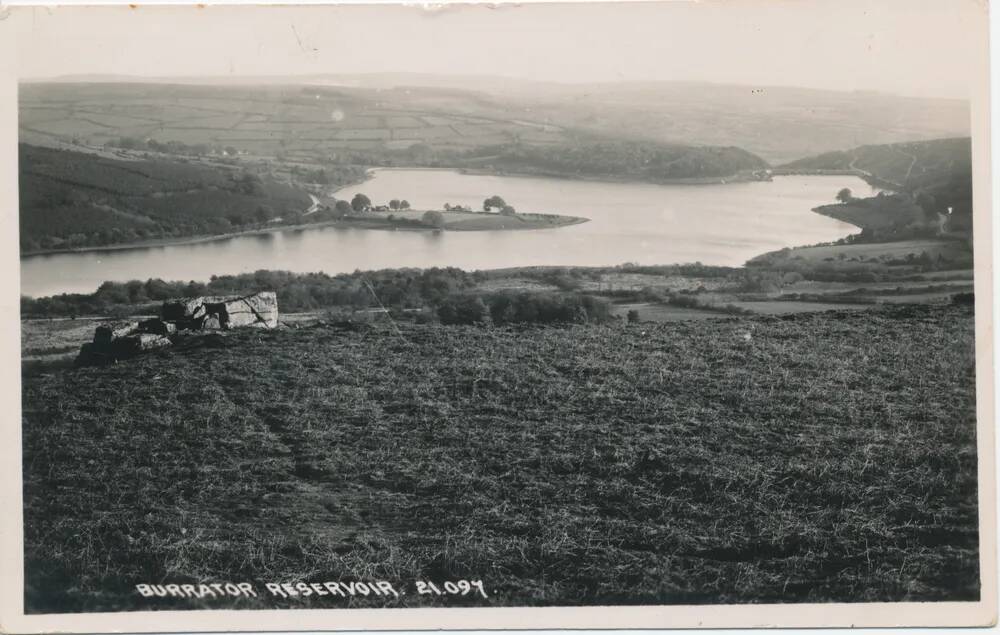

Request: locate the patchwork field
(20, 81), (970, 167)
(21, 304), (979, 612)
(19, 83), (571, 160)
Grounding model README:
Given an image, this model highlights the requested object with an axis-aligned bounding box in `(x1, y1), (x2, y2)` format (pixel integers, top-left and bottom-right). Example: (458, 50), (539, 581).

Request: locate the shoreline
(811, 204), (865, 230)
(459, 169), (771, 186)
(27, 228), (968, 302)
(21, 220), (350, 259)
(773, 167), (900, 191)
(24, 167), (861, 259)
(22, 212), (590, 259)
(441, 215), (589, 232)
(356, 165), (775, 187)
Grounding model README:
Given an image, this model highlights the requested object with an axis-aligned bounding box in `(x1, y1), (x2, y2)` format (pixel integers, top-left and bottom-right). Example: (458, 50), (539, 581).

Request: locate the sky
(10, 0), (988, 100)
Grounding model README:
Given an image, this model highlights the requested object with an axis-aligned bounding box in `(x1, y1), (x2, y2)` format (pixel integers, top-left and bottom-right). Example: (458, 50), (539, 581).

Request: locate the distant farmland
(19, 83), (569, 160)
(20, 81), (971, 165)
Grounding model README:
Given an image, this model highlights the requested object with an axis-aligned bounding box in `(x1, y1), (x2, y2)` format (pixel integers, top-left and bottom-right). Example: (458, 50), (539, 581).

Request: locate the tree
(916, 192), (939, 219)
(484, 195), (506, 211)
(334, 200), (353, 216)
(437, 295), (491, 325)
(500, 205), (517, 216)
(836, 188), (853, 204)
(400, 200), (411, 210)
(236, 172), (263, 195)
(422, 210), (445, 228)
(627, 309), (640, 324)
(351, 193), (372, 212)
(117, 136), (145, 150)
(254, 205), (273, 223)
(389, 199), (400, 210)
(144, 278), (176, 301)
(208, 217), (232, 233)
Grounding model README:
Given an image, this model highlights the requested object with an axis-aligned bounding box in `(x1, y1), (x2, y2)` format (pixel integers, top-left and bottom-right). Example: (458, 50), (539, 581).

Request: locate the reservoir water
(20, 170), (867, 297)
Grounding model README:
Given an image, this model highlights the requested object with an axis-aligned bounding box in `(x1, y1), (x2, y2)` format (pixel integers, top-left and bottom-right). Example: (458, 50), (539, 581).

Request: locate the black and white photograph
(0, 0), (995, 630)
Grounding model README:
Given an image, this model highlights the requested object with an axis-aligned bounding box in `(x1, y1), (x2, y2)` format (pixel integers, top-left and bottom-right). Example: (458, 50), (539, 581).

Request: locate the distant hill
(19, 80), (968, 165)
(783, 138), (973, 239)
(19, 144), (318, 253)
(472, 81), (969, 165)
(458, 139), (769, 182)
(19, 82), (773, 184)
(779, 137), (971, 191)
(19, 82), (561, 157)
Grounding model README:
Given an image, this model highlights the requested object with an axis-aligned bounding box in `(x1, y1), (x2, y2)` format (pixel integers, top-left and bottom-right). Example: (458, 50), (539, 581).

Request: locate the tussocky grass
(21, 304), (979, 612)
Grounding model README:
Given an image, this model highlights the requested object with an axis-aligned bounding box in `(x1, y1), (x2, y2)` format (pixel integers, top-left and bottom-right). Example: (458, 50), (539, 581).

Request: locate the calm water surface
(21, 170), (867, 297)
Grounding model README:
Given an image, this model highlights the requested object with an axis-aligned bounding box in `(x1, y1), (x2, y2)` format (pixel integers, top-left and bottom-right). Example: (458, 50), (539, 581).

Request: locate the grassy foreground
(22, 304), (979, 612)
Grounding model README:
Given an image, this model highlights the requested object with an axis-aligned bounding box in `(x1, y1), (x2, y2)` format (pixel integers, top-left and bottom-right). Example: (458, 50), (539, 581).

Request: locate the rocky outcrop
(111, 333), (173, 357)
(75, 292), (278, 366)
(161, 292), (278, 330)
(138, 318), (177, 336)
(93, 321), (139, 346)
(76, 320), (171, 366)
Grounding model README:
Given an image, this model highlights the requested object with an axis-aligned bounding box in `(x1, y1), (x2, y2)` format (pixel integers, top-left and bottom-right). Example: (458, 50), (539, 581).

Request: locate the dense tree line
(468, 139), (768, 181)
(21, 268), (480, 318)
(437, 291), (612, 326)
(786, 137), (974, 240)
(106, 137), (237, 158)
(288, 164), (367, 186)
(271, 137), (769, 184)
(782, 137), (970, 191)
(18, 145), (339, 253)
(22, 267), (613, 327)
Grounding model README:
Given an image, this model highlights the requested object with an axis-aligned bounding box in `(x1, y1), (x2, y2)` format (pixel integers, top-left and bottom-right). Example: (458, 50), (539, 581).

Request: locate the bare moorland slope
(22, 304), (978, 612)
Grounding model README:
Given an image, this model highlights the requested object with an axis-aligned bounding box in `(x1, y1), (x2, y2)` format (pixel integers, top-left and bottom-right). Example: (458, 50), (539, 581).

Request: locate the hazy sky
(11, 0), (987, 99)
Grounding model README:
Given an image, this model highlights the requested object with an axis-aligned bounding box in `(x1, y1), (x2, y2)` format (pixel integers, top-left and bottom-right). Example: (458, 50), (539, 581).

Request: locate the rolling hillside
(779, 137), (972, 191)
(19, 144), (324, 252)
(20, 82), (776, 192)
(20, 80), (969, 165)
(18, 82), (574, 159)
(460, 139), (768, 182)
(780, 138), (973, 239)
(473, 81), (970, 165)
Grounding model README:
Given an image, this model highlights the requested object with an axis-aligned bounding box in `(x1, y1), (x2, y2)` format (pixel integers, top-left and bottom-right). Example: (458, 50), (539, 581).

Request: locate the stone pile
(75, 291), (278, 366)
(76, 319), (174, 366)
(161, 292), (279, 331)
